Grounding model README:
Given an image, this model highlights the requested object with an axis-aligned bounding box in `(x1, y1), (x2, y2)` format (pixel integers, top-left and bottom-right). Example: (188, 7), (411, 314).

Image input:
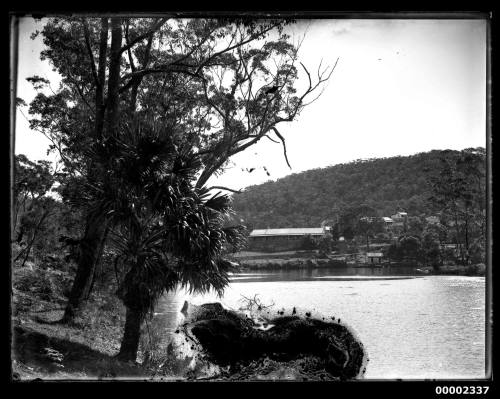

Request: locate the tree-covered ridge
(232, 148), (486, 229)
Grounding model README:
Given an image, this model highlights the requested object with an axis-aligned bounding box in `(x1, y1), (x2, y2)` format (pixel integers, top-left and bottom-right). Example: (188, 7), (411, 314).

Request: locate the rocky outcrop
(171, 302), (368, 381)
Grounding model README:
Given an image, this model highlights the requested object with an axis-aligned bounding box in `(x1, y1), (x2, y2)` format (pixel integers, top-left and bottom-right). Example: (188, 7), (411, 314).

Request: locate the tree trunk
(13, 194), (28, 235)
(464, 209), (470, 265)
(95, 17), (109, 136)
(61, 213), (107, 323)
(128, 34), (152, 113)
(85, 225), (109, 299)
(116, 306), (143, 362)
(60, 18), (119, 324)
(105, 18), (122, 137)
(14, 208), (50, 265)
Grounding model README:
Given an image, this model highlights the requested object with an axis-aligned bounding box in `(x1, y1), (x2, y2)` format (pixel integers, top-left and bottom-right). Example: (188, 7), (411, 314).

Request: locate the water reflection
(226, 266), (419, 283)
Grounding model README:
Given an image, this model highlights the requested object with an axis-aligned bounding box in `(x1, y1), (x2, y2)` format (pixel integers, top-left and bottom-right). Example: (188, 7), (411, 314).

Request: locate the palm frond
(80, 119), (250, 316)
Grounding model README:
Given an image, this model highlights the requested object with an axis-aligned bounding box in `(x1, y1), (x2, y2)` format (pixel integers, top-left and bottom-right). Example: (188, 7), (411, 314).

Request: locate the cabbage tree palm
(112, 186), (244, 362)
(73, 119), (246, 361)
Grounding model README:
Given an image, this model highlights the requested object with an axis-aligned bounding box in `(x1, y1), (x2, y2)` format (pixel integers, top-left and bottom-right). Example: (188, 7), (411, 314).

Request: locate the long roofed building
(248, 227), (329, 252)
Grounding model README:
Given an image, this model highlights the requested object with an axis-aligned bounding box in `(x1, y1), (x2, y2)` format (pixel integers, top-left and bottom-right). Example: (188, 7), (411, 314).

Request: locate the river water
(152, 267), (486, 380)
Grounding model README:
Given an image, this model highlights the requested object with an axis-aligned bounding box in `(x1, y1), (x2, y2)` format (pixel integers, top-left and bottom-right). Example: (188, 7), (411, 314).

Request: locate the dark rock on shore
(171, 302), (368, 381)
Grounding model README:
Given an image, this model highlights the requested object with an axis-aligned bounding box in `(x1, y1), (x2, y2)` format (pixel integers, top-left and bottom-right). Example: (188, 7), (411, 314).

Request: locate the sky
(14, 17), (487, 190)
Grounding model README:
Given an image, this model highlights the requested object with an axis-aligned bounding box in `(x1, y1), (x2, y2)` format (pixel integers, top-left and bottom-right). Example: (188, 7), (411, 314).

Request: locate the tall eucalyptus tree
(25, 16), (334, 322)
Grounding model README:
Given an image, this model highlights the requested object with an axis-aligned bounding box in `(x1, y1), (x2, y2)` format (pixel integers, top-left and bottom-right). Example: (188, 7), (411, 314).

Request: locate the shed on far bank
(248, 227), (327, 252)
(366, 252), (384, 264)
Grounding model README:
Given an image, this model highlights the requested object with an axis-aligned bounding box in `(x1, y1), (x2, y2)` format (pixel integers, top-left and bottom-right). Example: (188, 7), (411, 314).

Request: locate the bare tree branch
(208, 186), (243, 194)
(300, 62), (312, 90)
(270, 127), (291, 169)
(264, 134), (280, 144)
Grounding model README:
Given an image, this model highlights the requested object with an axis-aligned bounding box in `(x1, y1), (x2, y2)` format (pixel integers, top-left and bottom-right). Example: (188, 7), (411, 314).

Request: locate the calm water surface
(153, 267), (486, 379)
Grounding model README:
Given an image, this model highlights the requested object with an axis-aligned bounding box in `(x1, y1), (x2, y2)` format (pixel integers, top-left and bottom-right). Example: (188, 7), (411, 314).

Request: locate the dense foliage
(13, 154), (83, 269)
(232, 149), (485, 229)
(232, 148), (486, 267)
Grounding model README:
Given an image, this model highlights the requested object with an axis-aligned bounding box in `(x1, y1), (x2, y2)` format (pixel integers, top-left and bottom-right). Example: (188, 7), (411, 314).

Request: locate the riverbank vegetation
(12, 261), (193, 380)
(234, 148), (486, 271)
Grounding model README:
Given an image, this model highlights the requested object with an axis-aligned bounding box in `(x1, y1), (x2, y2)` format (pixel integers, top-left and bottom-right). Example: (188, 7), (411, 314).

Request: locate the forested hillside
(232, 149), (486, 229)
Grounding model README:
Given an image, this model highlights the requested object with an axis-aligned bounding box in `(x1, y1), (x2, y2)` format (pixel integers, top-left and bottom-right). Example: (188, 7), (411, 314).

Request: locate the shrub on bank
(14, 267), (56, 301)
(465, 263), (486, 276)
(238, 257), (348, 270)
(13, 262), (74, 302)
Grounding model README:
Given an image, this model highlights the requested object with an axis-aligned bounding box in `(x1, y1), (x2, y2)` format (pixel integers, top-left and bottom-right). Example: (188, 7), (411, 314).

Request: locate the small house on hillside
(390, 212), (408, 232)
(391, 211), (408, 222)
(382, 217), (394, 231)
(366, 252), (384, 264)
(248, 227), (327, 252)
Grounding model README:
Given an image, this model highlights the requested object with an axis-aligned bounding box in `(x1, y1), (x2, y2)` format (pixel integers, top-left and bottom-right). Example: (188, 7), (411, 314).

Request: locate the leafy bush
(317, 236), (332, 256)
(386, 235), (422, 264)
(13, 266), (73, 302)
(14, 268), (55, 300)
(468, 242), (485, 264)
(465, 263), (486, 276)
(299, 235), (318, 251)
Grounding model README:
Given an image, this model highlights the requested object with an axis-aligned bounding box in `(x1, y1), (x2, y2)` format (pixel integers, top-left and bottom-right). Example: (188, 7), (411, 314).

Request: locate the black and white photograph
(10, 12), (491, 384)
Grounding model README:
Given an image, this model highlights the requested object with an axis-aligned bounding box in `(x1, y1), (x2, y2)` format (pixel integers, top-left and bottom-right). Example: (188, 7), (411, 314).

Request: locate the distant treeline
(232, 148), (486, 229)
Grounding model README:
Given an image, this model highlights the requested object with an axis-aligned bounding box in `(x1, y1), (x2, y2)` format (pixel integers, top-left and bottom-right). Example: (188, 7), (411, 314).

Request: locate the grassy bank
(11, 264), (191, 381)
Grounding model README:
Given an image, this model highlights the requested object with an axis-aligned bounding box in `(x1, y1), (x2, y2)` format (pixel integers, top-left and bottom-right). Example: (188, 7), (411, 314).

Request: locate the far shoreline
(230, 253), (486, 277)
